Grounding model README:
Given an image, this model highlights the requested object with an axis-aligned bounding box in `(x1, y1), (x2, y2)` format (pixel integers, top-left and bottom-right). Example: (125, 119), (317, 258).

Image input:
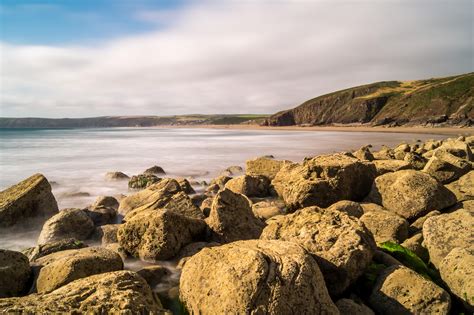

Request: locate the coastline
(151, 124), (474, 136)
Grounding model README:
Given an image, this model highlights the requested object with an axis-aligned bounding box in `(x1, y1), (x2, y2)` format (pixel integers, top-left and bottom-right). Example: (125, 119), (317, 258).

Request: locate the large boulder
(143, 165), (166, 175)
(369, 265), (451, 315)
(27, 238), (87, 262)
(423, 149), (471, 184)
(422, 208), (473, 268)
(0, 250), (31, 298)
(91, 195), (119, 210)
(84, 205), (117, 226)
(446, 170), (473, 202)
(353, 146), (374, 161)
(35, 246), (123, 293)
(104, 171), (129, 181)
(118, 209), (206, 260)
(128, 174), (161, 189)
(93, 224), (120, 245)
(403, 152), (427, 170)
(260, 206), (376, 296)
(372, 160), (412, 176)
(327, 200), (364, 218)
(206, 189), (265, 243)
(205, 175), (232, 194)
(360, 210), (409, 244)
(0, 271), (166, 313)
(272, 153), (376, 210)
(37, 208), (95, 245)
(177, 178), (195, 194)
(0, 174), (58, 227)
(245, 156), (291, 180)
(251, 197), (286, 220)
(224, 175), (270, 197)
(439, 247), (474, 311)
(365, 170), (457, 221)
(438, 139), (473, 161)
(180, 240), (339, 314)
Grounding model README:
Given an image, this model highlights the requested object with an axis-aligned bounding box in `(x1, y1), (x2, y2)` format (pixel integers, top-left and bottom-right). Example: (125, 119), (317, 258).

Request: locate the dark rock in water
(220, 165), (244, 177)
(128, 174), (161, 189)
(34, 246), (123, 293)
(0, 271), (166, 313)
(143, 165), (166, 175)
(0, 249), (31, 298)
(105, 171), (129, 181)
(60, 191), (90, 198)
(137, 265), (171, 288)
(27, 238), (87, 262)
(37, 208), (95, 245)
(0, 173), (58, 227)
(91, 195), (119, 210)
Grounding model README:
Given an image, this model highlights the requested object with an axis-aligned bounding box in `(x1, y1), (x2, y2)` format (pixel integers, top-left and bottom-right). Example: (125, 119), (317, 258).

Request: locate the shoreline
(151, 124), (474, 136)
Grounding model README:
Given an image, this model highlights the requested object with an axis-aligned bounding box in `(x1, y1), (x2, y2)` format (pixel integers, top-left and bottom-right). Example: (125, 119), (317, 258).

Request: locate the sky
(0, 0), (472, 118)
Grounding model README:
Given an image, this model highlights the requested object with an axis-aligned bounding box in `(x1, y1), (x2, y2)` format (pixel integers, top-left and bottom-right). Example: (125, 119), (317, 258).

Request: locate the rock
(84, 205), (117, 226)
(393, 143), (411, 160)
(224, 175), (270, 197)
(118, 209), (206, 260)
(260, 206), (375, 296)
(206, 189), (265, 243)
(104, 243), (128, 260)
(176, 241), (220, 268)
(190, 193), (206, 207)
(0, 271), (166, 313)
(336, 299), (375, 315)
(327, 200), (364, 218)
(0, 250), (31, 298)
(245, 157), (291, 180)
(403, 152), (427, 170)
(205, 175), (231, 194)
(369, 265), (451, 315)
(176, 178), (195, 194)
(423, 149), (471, 184)
(422, 208), (474, 268)
(93, 224), (120, 245)
(128, 174), (161, 189)
(0, 173), (58, 227)
(360, 210), (409, 244)
(446, 170), (473, 202)
(179, 240), (339, 314)
(104, 171), (129, 180)
(199, 196), (213, 217)
(365, 170), (457, 221)
(137, 265), (171, 288)
(401, 233), (429, 262)
(423, 139), (442, 151)
(372, 146), (395, 160)
(220, 165), (244, 177)
(143, 165), (166, 175)
(35, 246), (123, 293)
(91, 195), (119, 210)
(359, 202), (387, 213)
(28, 238), (87, 262)
(372, 159), (412, 176)
(37, 208), (95, 245)
(438, 139), (473, 161)
(272, 153), (376, 210)
(408, 210), (440, 235)
(353, 146), (374, 161)
(439, 247), (474, 312)
(251, 197), (286, 220)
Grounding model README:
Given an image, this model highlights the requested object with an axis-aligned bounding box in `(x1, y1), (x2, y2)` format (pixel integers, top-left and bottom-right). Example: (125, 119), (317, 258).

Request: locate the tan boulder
(422, 208), (474, 268)
(0, 271), (166, 313)
(353, 146), (374, 161)
(272, 153), (376, 210)
(0, 250), (31, 298)
(446, 170), (473, 202)
(93, 224), (120, 245)
(401, 233), (429, 262)
(91, 195), (119, 210)
(261, 206), (375, 296)
(0, 173), (58, 227)
(372, 146), (395, 160)
(251, 197), (286, 220)
(408, 210), (440, 235)
(205, 175), (231, 194)
(224, 175), (270, 197)
(360, 210), (409, 244)
(438, 139), (473, 161)
(180, 240), (339, 314)
(423, 149), (471, 184)
(372, 159), (411, 176)
(206, 189), (265, 243)
(327, 200), (364, 218)
(35, 246), (123, 293)
(245, 156), (291, 180)
(118, 209), (206, 260)
(366, 170), (457, 220)
(403, 152), (427, 170)
(177, 178), (195, 194)
(369, 265), (451, 315)
(27, 238), (87, 262)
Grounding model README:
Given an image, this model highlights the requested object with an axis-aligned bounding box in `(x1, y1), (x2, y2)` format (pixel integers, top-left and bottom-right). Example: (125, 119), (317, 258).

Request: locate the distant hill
(262, 73), (473, 127)
(0, 114), (268, 128)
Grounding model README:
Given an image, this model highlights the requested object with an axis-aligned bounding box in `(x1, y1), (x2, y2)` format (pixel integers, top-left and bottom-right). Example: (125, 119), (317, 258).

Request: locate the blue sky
(0, 0), (187, 44)
(0, 0), (472, 118)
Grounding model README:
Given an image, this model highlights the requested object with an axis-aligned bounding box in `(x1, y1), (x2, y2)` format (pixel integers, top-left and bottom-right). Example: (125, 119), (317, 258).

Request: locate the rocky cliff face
(263, 73), (473, 127)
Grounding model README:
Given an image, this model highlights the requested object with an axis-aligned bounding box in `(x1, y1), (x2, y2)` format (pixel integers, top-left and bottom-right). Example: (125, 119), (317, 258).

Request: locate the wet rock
(0, 250), (31, 298)
(35, 246), (123, 293)
(446, 170), (473, 202)
(143, 165), (166, 175)
(118, 209), (206, 260)
(0, 271), (166, 313)
(28, 238), (87, 262)
(180, 240), (339, 314)
(327, 200), (364, 218)
(206, 189), (265, 243)
(272, 153), (376, 210)
(422, 208), (473, 268)
(245, 156), (291, 180)
(369, 265), (451, 315)
(261, 206), (376, 296)
(336, 298), (375, 315)
(0, 173), (58, 227)
(360, 210), (409, 244)
(91, 195), (119, 210)
(439, 247), (474, 312)
(84, 205), (117, 226)
(104, 171), (129, 180)
(251, 197), (286, 220)
(372, 159), (412, 176)
(224, 175), (270, 197)
(128, 174), (161, 189)
(137, 265), (171, 288)
(37, 208), (95, 245)
(366, 170), (457, 221)
(423, 149), (471, 184)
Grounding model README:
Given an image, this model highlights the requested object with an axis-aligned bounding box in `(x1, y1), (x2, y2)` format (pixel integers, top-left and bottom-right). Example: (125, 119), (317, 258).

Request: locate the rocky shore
(0, 135), (473, 314)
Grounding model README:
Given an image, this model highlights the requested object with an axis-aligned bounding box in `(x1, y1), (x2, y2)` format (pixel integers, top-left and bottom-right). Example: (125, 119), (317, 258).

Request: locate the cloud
(0, 0), (472, 117)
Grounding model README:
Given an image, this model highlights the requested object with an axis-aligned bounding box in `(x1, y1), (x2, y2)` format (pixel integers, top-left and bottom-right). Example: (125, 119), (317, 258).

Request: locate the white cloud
(0, 0), (472, 117)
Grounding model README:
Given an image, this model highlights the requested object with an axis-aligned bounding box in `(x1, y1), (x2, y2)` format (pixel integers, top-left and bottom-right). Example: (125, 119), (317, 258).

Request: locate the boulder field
(0, 135), (473, 313)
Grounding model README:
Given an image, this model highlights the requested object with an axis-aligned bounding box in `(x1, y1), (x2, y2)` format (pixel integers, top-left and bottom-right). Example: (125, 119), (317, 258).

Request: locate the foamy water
(0, 127), (445, 252)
